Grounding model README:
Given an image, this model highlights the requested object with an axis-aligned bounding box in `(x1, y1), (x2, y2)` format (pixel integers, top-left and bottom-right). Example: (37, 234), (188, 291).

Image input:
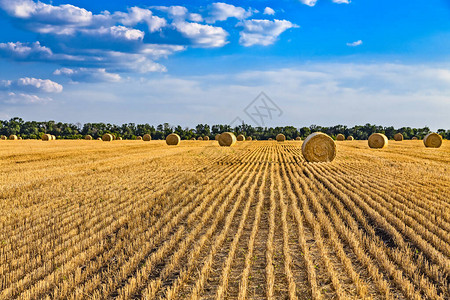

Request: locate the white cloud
(189, 13), (203, 22)
(0, 41), (52, 60)
(299, 0), (318, 7)
(16, 77), (63, 93)
(1, 92), (51, 104)
(54, 68), (121, 83)
(81, 26), (145, 41)
(0, 0), (92, 23)
(153, 6), (188, 17)
(346, 40), (363, 47)
(113, 6), (166, 32)
(0, 41), (176, 73)
(238, 19), (299, 46)
(0, 1), (166, 34)
(0, 77), (62, 93)
(205, 2), (254, 23)
(333, 0), (351, 3)
(263, 7), (275, 15)
(173, 21), (229, 48)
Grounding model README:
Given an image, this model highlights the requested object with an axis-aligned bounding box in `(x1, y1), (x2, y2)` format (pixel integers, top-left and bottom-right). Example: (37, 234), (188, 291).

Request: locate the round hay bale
(423, 133), (442, 148)
(237, 134), (245, 141)
(246, 136), (252, 141)
(52, 135), (56, 140)
(166, 133), (181, 145)
(268, 138), (273, 141)
(218, 132), (237, 147)
(276, 134), (285, 142)
(302, 132), (336, 163)
(102, 133), (114, 141)
(0, 135), (6, 140)
(42, 134), (52, 141)
(191, 137), (196, 140)
(9, 135), (18, 140)
(347, 136), (354, 141)
(394, 133), (403, 141)
(198, 136), (203, 141)
(143, 134), (152, 141)
(85, 135), (93, 140)
(368, 133), (388, 149)
(18, 137), (23, 140)
(204, 136), (210, 141)
(295, 137), (301, 141)
(117, 137), (123, 140)
(336, 134), (345, 141)
(136, 136), (143, 140)
(412, 137), (418, 140)
(215, 134), (220, 141)
(97, 137), (102, 140)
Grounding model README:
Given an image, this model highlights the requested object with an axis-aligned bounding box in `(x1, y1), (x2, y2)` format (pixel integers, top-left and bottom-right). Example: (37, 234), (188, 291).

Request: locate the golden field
(0, 139), (449, 300)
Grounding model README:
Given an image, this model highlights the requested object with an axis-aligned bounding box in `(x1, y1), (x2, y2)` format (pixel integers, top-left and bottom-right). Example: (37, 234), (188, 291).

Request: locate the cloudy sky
(0, 0), (449, 129)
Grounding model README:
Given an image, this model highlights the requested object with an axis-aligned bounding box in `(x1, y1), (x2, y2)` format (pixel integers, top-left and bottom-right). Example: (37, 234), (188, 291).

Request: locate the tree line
(1, 117), (448, 140)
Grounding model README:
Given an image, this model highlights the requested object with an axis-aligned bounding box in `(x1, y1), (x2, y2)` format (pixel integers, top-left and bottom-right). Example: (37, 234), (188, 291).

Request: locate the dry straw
(85, 135), (93, 140)
(204, 136), (210, 141)
(9, 135), (18, 140)
(42, 134), (52, 141)
(166, 133), (181, 145)
(394, 133), (403, 141)
(423, 133), (442, 148)
(368, 133), (388, 148)
(215, 134), (220, 141)
(237, 134), (245, 141)
(143, 134), (152, 141)
(276, 133), (286, 142)
(246, 136), (252, 141)
(295, 137), (301, 141)
(302, 132), (336, 162)
(218, 132), (237, 147)
(336, 134), (345, 141)
(102, 133), (114, 141)
(347, 136), (354, 141)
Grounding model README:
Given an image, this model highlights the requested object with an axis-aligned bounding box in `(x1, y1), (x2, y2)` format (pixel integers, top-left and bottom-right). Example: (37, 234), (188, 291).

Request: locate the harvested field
(0, 140), (449, 300)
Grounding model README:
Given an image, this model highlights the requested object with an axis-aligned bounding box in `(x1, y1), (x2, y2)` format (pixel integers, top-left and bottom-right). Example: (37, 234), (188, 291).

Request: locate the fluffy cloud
(299, 0), (318, 7)
(0, 76), (61, 104)
(238, 19), (299, 46)
(333, 0), (351, 3)
(263, 7), (275, 15)
(112, 6), (166, 32)
(0, 41), (53, 60)
(0, 0), (92, 24)
(205, 2), (255, 23)
(1, 92), (51, 104)
(346, 40), (363, 47)
(80, 26), (145, 41)
(54, 68), (121, 83)
(173, 22), (229, 48)
(0, 77), (62, 93)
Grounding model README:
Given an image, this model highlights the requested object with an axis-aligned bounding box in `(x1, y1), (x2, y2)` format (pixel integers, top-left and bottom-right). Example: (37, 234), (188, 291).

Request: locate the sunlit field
(1, 140), (449, 299)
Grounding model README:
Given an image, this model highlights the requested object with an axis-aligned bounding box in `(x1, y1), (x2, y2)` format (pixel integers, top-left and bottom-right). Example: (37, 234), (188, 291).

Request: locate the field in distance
(0, 140), (449, 300)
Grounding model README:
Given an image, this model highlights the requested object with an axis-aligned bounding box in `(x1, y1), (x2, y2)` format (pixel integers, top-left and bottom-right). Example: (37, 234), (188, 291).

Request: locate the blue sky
(0, 0), (449, 129)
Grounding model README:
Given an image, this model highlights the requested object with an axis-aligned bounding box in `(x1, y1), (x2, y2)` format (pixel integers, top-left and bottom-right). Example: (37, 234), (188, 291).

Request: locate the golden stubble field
(0, 139), (449, 300)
